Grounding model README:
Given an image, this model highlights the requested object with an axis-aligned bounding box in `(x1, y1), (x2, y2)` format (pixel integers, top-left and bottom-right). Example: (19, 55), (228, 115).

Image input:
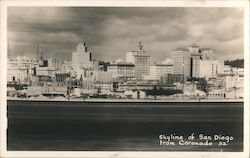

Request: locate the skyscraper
(126, 42), (151, 80)
(171, 43), (219, 81)
(72, 42), (92, 71)
(189, 43), (202, 78)
(171, 48), (190, 82)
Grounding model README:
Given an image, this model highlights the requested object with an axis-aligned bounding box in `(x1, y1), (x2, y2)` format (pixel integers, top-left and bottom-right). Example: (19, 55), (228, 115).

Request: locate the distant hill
(224, 59), (244, 68)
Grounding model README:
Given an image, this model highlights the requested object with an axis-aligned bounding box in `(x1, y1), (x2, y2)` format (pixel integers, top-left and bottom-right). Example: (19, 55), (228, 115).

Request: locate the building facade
(198, 60), (224, 79)
(7, 56), (37, 82)
(126, 42), (150, 80)
(200, 48), (215, 60)
(171, 43), (220, 81)
(144, 64), (173, 80)
(47, 58), (63, 70)
(72, 42), (92, 70)
(171, 48), (190, 81)
(107, 62), (135, 79)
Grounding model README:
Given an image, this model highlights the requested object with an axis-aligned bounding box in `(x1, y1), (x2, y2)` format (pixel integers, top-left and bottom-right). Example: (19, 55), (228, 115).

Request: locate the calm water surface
(7, 100), (243, 151)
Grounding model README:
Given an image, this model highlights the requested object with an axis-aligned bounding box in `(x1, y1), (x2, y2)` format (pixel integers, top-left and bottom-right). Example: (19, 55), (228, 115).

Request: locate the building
(72, 42), (93, 70)
(190, 54), (202, 78)
(76, 68), (95, 80)
(126, 42), (151, 80)
(144, 64), (173, 80)
(207, 73), (243, 99)
(171, 48), (190, 81)
(95, 71), (114, 82)
(161, 74), (184, 84)
(7, 56), (37, 83)
(200, 48), (215, 60)
(223, 65), (244, 76)
(36, 66), (56, 77)
(198, 60), (224, 79)
(171, 43), (220, 81)
(47, 58), (63, 70)
(107, 62), (135, 79)
(224, 75), (243, 99)
(55, 72), (71, 83)
(60, 60), (73, 73)
(94, 82), (113, 92)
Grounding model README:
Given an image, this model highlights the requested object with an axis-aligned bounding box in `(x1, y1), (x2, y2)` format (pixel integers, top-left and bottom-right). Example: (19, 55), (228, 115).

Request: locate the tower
(126, 42), (151, 80)
(72, 42), (93, 71)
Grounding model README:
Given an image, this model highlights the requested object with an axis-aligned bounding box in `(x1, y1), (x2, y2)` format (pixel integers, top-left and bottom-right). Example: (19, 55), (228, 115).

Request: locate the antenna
(137, 41), (143, 50)
(36, 43), (40, 59)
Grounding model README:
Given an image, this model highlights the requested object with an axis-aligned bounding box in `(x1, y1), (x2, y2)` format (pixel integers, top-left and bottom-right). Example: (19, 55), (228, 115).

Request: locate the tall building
(171, 48), (191, 81)
(171, 43), (218, 81)
(126, 42), (151, 80)
(72, 42), (92, 70)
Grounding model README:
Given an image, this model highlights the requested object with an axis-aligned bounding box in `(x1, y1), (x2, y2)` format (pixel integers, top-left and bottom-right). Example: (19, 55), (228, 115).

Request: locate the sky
(7, 7), (244, 62)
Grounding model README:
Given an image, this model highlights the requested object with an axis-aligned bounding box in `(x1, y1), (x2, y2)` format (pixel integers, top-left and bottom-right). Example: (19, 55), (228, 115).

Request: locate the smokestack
(84, 43), (87, 52)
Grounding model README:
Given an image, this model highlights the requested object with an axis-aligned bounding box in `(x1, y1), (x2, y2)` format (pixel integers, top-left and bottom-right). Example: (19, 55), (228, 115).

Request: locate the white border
(0, 0), (249, 158)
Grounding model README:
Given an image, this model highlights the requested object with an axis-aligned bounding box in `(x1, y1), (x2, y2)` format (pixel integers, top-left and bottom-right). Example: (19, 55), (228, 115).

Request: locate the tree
(196, 78), (208, 93)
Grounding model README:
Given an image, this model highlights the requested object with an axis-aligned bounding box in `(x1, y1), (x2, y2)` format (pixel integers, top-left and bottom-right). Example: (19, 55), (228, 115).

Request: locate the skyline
(8, 7), (244, 61)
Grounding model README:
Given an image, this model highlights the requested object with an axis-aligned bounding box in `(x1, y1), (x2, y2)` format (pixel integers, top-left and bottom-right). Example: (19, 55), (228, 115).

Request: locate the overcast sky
(8, 7), (244, 62)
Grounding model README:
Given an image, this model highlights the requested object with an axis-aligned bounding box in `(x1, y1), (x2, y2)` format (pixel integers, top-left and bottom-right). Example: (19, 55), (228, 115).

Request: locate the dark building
(55, 72), (71, 82)
(161, 74), (184, 85)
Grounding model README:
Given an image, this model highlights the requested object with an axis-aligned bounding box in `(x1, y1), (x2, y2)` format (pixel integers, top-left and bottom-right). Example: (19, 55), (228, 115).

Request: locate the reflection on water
(7, 101), (243, 151)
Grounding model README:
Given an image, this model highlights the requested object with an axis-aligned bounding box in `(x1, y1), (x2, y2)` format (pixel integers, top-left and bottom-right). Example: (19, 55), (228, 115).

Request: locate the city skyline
(8, 7), (244, 61)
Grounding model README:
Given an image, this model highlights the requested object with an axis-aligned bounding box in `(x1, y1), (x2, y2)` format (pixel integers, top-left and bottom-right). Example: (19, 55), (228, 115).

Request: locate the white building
(72, 42), (93, 70)
(107, 62), (135, 79)
(171, 43), (218, 80)
(76, 68), (95, 80)
(225, 75), (243, 99)
(47, 58), (63, 70)
(96, 71), (114, 82)
(223, 65), (244, 76)
(200, 48), (215, 60)
(7, 56), (37, 82)
(94, 82), (113, 92)
(190, 54), (202, 78)
(126, 42), (151, 80)
(198, 60), (224, 79)
(171, 48), (191, 81)
(144, 64), (173, 80)
(36, 66), (56, 77)
(60, 60), (73, 73)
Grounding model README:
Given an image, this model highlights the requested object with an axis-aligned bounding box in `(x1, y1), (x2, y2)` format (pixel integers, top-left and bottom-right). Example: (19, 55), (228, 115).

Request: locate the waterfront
(7, 100), (243, 151)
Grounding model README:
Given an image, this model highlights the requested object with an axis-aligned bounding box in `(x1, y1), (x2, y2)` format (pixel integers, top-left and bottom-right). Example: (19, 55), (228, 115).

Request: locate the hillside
(224, 59), (244, 68)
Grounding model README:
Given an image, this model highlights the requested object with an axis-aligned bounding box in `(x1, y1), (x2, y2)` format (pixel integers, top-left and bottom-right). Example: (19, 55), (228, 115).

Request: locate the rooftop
(174, 48), (190, 51)
(190, 43), (199, 47)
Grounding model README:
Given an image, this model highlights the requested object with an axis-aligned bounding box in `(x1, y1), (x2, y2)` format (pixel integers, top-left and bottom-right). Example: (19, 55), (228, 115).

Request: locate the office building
(72, 42), (92, 70)
(107, 62), (135, 79)
(126, 42), (151, 80)
(198, 60), (224, 79)
(171, 48), (191, 81)
(144, 64), (173, 80)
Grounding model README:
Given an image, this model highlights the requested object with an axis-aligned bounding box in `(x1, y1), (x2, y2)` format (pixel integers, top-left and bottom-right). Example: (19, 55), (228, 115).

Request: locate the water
(7, 100), (243, 151)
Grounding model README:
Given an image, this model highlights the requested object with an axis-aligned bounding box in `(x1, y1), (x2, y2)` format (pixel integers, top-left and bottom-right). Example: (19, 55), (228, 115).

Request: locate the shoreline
(7, 97), (244, 103)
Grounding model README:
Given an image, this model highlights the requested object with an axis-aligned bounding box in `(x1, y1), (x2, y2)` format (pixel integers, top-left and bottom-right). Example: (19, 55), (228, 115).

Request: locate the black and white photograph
(1, 0), (249, 158)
